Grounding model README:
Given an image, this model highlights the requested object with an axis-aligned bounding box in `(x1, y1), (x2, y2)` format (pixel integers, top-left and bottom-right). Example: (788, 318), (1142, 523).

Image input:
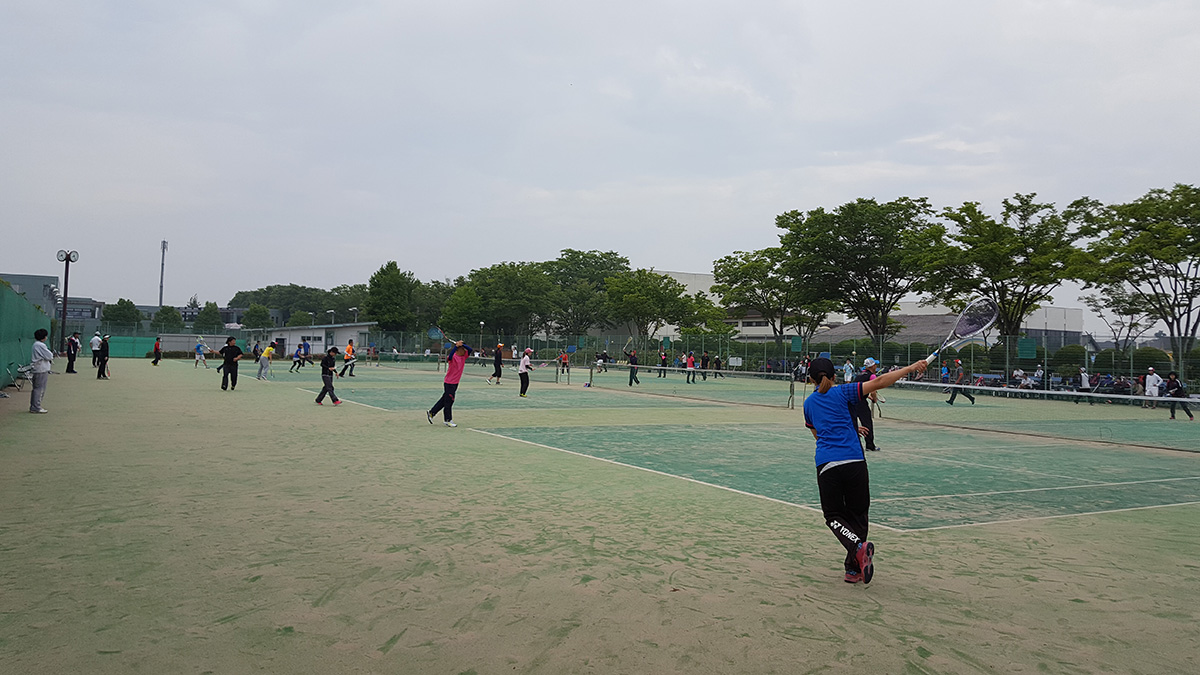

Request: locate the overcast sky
(3, 1), (1197, 331)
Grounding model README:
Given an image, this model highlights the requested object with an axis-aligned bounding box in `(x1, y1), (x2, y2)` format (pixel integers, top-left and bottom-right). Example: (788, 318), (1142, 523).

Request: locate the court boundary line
(466, 428), (910, 531)
(295, 388), (392, 412)
(902, 500), (1200, 532)
(874, 475), (1200, 502)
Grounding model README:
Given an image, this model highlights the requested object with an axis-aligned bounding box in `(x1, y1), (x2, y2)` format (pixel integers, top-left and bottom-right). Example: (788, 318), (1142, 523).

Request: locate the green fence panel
(1, 283), (53, 388)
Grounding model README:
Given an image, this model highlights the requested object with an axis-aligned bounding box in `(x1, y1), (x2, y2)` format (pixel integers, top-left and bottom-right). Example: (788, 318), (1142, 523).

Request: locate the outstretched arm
(863, 360), (926, 396)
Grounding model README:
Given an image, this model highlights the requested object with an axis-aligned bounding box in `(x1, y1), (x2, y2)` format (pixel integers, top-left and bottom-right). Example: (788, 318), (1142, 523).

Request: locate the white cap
(863, 357), (878, 367)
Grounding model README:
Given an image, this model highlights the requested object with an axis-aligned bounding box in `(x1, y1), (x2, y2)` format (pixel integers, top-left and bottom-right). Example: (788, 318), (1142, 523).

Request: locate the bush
(1050, 344), (1087, 372)
(1132, 346), (1171, 373)
(957, 344), (990, 375)
(1092, 348), (1128, 374)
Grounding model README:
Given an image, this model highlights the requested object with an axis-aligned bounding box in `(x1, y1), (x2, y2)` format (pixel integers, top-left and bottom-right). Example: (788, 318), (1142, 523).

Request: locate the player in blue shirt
(803, 356), (927, 585)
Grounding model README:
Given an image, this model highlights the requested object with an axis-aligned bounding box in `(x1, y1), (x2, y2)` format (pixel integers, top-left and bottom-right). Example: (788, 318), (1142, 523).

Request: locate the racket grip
(924, 352), (938, 365)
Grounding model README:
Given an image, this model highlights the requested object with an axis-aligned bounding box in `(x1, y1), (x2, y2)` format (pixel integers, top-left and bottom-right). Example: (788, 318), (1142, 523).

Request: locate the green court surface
(476, 424), (1200, 531)
(878, 383), (1199, 451)
(2, 358), (1199, 674)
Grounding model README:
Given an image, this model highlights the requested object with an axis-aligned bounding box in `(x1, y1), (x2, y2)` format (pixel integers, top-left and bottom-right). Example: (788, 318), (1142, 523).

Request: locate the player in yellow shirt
(257, 342), (275, 380)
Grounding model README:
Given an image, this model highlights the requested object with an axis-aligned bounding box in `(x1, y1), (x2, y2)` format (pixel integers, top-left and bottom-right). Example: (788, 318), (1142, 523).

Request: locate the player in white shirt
(1144, 367), (1164, 409)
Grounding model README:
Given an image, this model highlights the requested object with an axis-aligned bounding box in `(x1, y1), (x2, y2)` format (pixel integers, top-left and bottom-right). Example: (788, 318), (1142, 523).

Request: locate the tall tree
(286, 311), (314, 327)
(193, 301), (225, 333)
(1079, 284), (1155, 353)
(677, 292), (738, 338)
(151, 305), (184, 333)
(778, 197), (947, 338)
(104, 298), (144, 327)
(543, 249), (631, 336)
(411, 279), (457, 331)
(438, 286), (484, 335)
(712, 247), (801, 349)
(241, 303), (273, 330)
(938, 194), (1079, 337)
(367, 262), (418, 331)
(469, 262), (555, 336)
(604, 269), (689, 338)
(1074, 183), (1200, 360)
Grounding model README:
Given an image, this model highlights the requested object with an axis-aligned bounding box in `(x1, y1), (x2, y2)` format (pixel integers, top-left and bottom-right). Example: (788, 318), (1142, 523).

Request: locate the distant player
(194, 337), (209, 368)
(518, 347), (534, 397)
(219, 337), (243, 391)
(258, 342), (275, 380)
(340, 339), (357, 377)
(853, 358), (881, 452)
(685, 351), (696, 384)
(315, 347), (342, 405)
(945, 359), (975, 405)
(624, 348), (640, 386)
(427, 340), (472, 425)
(658, 349), (669, 378)
(488, 343), (504, 385)
(152, 337), (162, 366)
(803, 356), (927, 585)
(289, 344), (304, 372)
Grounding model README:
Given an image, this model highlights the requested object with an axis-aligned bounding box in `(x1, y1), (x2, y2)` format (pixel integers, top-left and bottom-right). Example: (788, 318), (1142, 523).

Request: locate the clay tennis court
(2, 359), (1197, 673)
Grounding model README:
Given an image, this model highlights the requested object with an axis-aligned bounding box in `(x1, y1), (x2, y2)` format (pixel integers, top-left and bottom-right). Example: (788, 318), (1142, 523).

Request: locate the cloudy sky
(3, 0), (1198, 327)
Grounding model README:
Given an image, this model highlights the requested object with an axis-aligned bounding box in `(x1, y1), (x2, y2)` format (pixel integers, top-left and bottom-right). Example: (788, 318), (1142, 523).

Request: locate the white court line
(736, 427), (1102, 483)
(874, 475), (1200, 502)
(902, 501), (1200, 532)
(295, 388), (392, 412)
(468, 429), (903, 532)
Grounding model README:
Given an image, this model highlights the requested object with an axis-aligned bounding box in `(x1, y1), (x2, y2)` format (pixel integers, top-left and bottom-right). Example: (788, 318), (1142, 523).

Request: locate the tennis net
(846, 378), (1198, 452)
(588, 363), (795, 408)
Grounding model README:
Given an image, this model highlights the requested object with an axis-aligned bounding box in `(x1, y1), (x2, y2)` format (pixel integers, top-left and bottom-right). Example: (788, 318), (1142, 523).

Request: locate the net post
(588, 365), (594, 387)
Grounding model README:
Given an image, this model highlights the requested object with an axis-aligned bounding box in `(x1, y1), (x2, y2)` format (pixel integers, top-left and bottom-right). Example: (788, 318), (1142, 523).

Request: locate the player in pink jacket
(426, 340), (473, 427)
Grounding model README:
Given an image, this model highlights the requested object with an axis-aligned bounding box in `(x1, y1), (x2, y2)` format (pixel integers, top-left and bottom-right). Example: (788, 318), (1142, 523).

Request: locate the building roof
(269, 322), (377, 331)
(812, 314), (960, 345)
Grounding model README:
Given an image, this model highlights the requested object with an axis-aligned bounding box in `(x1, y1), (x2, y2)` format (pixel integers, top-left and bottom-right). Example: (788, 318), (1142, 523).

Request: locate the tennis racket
(427, 326), (450, 342)
(926, 297), (999, 364)
(624, 336), (634, 352)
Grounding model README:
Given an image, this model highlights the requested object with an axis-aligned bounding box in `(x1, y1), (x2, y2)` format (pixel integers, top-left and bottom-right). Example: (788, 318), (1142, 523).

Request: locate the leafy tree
(104, 298), (144, 326)
(957, 344), (991, 374)
(544, 249), (630, 335)
(1079, 284), (1155, 353)
(241, 303), (273, 330)
(712, 247), (805, 349)
(677, 292), (738, 338)
(936, 194), (1078, 339)
(411, 279), (456, 331)
(151, 305), (184, 333)
(439, 286), (484, 335)
(468, 262), (555, 336)
(778, 197), (948, 338)
(1050, 344), (1087, 372)
(193, 301), (225, 333)
(287, 311), (314, 327)
(329, 283), (369, 322)
(604, 269), (689, 339)
(1074, 184), (1200, 361)
(229, 284), (331, 317)
(366, 262), (418, 331)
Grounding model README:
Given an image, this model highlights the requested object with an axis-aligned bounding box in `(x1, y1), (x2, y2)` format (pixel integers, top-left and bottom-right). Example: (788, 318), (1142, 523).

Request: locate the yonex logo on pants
(828, 520), (861, 544)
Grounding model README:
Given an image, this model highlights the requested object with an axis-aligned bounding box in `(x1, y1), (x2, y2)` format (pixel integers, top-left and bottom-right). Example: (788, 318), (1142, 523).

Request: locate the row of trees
(719, 184), (1199, 362)
(157, 183), (1197, 365)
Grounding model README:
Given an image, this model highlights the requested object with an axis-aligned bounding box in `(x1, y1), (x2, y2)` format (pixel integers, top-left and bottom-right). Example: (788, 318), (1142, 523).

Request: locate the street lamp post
(56, 250), (79, 352)
(326, 310), (335, 325)
(479, 321), (484, 349)
(349, 306), (359, 322)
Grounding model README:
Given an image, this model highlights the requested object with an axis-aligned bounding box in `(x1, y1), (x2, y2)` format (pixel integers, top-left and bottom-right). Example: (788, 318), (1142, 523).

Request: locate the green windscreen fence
(1, 283), (52, 389)
(106, 336), (158, 359)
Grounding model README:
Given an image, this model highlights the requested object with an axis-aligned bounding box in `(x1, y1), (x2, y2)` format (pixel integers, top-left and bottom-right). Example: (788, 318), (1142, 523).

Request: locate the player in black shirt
(624, 349), (640, 386)
(658, 350), (668, 377)
(488, 343), (504, 385)
(316, 347), (342, 405)
(218, 337), (243, 391)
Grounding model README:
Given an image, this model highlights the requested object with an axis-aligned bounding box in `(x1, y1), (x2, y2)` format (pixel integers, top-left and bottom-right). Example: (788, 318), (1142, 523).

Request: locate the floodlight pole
(326, 310), (335, 324)
(56, 250), (78, 353)
(158, 240), (168, 308)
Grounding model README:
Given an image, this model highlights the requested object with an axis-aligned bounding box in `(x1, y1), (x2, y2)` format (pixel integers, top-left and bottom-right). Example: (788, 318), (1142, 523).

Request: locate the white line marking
(875, 475), (1200, 502)
(896, 451), (1107, 484)
(469, 428), (902, 532)
(901, 500), (1200, 532)
(295, 388), (391, 412)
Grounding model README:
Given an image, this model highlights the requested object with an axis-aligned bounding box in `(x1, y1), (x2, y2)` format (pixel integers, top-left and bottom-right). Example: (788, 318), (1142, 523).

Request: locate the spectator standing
(66, 331), (81, 373)
(29, 328), (54, 413)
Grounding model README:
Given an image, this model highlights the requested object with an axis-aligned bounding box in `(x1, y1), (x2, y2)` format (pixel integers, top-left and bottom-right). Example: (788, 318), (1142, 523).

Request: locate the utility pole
(159, 240), (168, 307)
